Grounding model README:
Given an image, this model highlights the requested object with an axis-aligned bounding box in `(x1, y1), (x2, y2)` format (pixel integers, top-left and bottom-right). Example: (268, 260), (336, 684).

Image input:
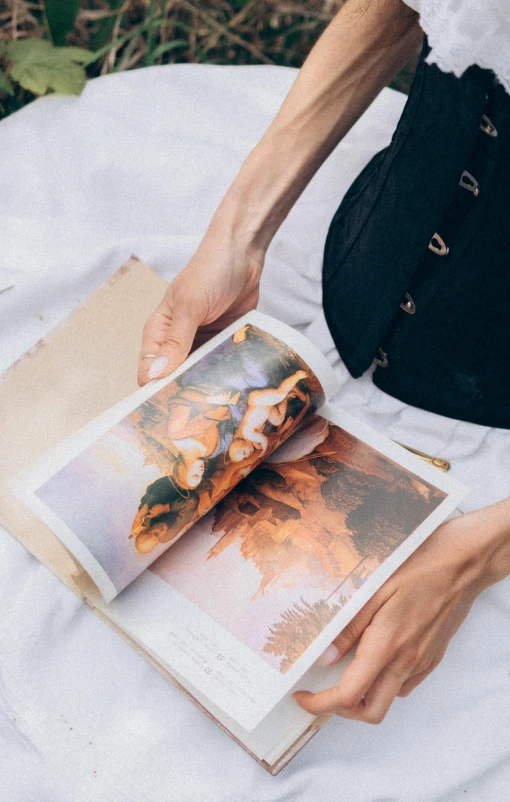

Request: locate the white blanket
(0, 64), (509, 802)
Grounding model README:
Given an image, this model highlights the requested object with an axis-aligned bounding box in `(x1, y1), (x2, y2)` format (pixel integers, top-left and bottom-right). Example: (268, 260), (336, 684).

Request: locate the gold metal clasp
(396, 442), (451, 472)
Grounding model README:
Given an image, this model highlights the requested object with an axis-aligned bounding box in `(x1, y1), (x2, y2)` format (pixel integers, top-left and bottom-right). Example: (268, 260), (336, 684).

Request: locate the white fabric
(0, 65), (509, 801)
(403, 0), (510, 93)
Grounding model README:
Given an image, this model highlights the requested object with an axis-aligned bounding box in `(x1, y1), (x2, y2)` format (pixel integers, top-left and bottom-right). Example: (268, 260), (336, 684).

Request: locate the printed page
(104, 630), (356, 764)
(103, 407), (469, 731)
(10, 312), (337, 604)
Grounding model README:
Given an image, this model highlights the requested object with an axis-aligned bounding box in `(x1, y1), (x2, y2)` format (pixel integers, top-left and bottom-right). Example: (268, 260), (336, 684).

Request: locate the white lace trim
(403, 0), (510, 94)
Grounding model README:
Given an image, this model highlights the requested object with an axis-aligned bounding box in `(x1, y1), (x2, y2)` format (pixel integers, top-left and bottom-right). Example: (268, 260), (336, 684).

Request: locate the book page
(111, 631), (356, 764)
(103, 407), (468, 731)
(10, 312), (336, 603)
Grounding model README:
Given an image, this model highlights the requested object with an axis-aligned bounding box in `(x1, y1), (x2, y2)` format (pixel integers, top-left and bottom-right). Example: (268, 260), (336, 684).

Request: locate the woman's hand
(137, 227), (264, 385)
(294, 499), (510, 723)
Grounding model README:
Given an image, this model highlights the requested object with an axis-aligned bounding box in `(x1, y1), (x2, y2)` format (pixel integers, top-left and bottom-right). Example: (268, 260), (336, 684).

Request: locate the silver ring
(141, 353), (158, 360)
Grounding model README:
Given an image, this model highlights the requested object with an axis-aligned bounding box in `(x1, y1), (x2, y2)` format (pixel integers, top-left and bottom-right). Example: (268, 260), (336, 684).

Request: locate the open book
(1, 259), (468, 773)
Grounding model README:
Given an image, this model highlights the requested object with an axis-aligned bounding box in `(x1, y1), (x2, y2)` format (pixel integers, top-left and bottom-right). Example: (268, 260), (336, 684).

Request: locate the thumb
(137, 283), (206, 386)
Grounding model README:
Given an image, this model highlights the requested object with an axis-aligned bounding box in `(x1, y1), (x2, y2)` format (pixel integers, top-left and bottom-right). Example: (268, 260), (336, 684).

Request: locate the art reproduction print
(32, 324), (324, 594)
(150, 415), (447, 674)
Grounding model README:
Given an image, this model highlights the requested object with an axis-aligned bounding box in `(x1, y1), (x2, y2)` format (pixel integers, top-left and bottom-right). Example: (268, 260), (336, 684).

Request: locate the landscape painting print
(151, 415), (447, 674)
(34, 324), (324, 594)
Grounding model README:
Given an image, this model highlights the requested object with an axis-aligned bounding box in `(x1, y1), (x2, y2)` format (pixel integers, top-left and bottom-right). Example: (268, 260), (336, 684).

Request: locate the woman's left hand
(293, 499), (510, 724)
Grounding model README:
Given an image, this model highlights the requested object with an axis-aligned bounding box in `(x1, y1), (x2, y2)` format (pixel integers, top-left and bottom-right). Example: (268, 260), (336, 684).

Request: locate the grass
(0, 1), (418, 118)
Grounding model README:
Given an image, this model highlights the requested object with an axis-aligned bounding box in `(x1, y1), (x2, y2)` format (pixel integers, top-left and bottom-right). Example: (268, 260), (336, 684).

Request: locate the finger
(349, 664), (406, 724)
(318, 585), (396, 666)
(317, 620), (364, 667)
(397, 655), (443, 697)
(138, 282), (206, 386)
(295, 661), (407, 724)
(397, 670), (431, 697)
(322, 667), (406, 724)
(295, 625), (394, 715)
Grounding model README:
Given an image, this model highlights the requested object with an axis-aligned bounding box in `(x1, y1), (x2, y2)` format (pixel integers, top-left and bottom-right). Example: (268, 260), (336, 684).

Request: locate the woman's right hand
(137, 229), (264, 386)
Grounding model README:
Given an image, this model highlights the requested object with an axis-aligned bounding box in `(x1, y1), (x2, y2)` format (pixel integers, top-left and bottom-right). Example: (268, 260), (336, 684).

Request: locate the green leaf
(0, 68), (15, 96)
(6, 40), (90, 63)
(45, 0), (80, 46)
(6, 40), (91, 96)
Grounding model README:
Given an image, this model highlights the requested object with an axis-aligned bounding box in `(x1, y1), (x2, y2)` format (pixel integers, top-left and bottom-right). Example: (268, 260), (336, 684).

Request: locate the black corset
(322, 38), (510, 429)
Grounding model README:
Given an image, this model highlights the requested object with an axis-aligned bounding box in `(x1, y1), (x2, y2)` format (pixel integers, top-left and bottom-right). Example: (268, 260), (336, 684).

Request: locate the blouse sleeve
(402, 0), (510, 95)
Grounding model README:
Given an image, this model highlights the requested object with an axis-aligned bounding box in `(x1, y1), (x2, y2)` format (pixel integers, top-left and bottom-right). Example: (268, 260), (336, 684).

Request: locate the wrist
(209, 118), (321, 256)
(457, 500), (510, 591)
(209, 143), (290, 255)
(185, 208), (266, 298)
(207, 203), (268, 272)
(479, 499), (510, 586)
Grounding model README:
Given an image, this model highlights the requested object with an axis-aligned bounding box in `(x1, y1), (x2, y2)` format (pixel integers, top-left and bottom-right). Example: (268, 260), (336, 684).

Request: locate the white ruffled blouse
(404, 0), (510, 94)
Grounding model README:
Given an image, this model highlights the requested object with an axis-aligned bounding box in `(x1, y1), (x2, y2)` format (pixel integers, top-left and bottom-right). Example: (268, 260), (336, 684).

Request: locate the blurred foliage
(45, 0), (80, 45)
(4, 39), (90, 95)
(0, 1), (418, 118)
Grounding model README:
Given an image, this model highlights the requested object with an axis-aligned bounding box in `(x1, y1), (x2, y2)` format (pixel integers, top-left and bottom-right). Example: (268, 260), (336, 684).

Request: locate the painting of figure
(125, 325), (322, 556)
(34, 324), (323, 593)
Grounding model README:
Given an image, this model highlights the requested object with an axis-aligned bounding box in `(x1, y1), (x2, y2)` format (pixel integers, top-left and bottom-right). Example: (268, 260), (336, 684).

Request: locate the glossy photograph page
(10, 312), (336, 603)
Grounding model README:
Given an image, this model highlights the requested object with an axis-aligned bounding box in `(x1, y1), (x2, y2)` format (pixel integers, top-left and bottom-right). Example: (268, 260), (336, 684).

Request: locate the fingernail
(318, 644), (340, 666)
(148, 356), (169, 380)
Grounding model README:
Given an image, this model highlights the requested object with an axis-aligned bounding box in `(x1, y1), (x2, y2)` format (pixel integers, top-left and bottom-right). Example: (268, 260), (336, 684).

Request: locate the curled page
(10, 312), (337, 604)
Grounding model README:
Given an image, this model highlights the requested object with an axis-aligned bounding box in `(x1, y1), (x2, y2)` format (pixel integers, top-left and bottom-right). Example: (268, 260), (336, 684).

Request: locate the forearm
(210, 0), (422, 256)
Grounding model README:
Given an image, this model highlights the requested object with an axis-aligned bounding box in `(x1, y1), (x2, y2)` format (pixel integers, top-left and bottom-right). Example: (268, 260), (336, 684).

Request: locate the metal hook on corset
(400, 293), (416, 314)
(374, 348), (388, 368)
(428, 232), (449, 256)
(459, 170), (480, 196)
(480, 114), (497, 137)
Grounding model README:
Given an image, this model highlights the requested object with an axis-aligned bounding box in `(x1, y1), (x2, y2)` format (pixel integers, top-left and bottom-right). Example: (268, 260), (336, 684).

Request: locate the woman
(137, 0), (510, 725)
(228, 369), (309, 461)
(165, 385), (239, 489)
(129, 474), (199, 553)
